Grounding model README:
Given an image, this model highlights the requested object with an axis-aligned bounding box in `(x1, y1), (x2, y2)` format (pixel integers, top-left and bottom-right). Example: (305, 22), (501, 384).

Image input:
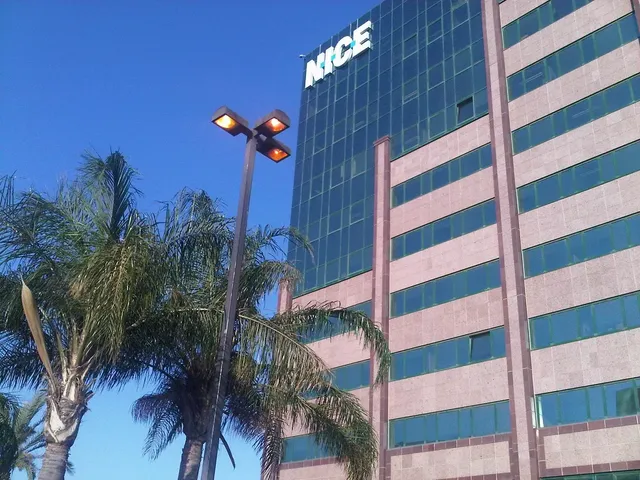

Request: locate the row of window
(545, 471), (640, 480)
(300, 301), (372, 344)
(390, 260), (501, 318)
(537, 377), (640, 428)
(390, 400), (510, 448)
(502, 0), (593, 50)
(530, 291), (640, 349)
(508, 14), (638, 101)
(391, 199), (496, 261)
(391, 327), (505, 381)
(523, 213), (640, 277)
(305, 360), (371, 400)
(281, 434), (328, 464)
(517, 139), (640, 213)
(391, 143), (492, 208)
(512, 74), (640, 154)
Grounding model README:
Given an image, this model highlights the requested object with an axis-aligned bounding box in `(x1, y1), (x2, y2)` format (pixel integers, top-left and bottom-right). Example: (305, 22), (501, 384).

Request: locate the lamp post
(201, 106), (291, 480)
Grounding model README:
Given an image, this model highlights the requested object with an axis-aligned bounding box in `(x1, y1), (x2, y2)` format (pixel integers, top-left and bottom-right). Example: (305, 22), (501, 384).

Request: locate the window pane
(405, 284), (423, 314)
(623, 294), (640, 328)
(491, 327), (506, 357)
(536, 174), (561, 206)
(459, 408), (472, 438)
(391, 352), (405, 380)
(435, 275), (455, 304)
(558, 42), (583, 75)
(483, 200), (497, 225)
(496, 402), (511, 433)
(577, 305), (595, 339)
(566, 99), (591, 130)
(588, 386), (606, 420)
(551, 309), (579, 344)
(583, 224), (613, 260)
(538, 394), (558, 427)
(558, 389), (588, 424)
(470, 332), (492, 362)
(595, 21), (622, 57)
(594, 297), (625, 335)
(524, 247), (544, 277)
(531, 317), (551, 348)
(457, 337), (470, 366)
(436, 339), (457, 370)
(404, 228), (423, 256)
(437, 410), (459, 441)
(404, 416), (426, 446)
(518, 184), (536, 212)
(543, 239), (569, 272)
(529, 116), (554, 147)
(604, 381), (638, 417)
(472, 404), (496, 437)
(404, 348), (426, 378)
(605, 81), (633, 112)
(433, 217), (452, 244)
(463, 205), (484, 233)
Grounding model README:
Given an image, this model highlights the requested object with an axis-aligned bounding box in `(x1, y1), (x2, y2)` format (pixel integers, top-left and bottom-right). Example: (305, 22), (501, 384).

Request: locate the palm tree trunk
(177, 438), (203, 480)
(38, 443), (70, 480)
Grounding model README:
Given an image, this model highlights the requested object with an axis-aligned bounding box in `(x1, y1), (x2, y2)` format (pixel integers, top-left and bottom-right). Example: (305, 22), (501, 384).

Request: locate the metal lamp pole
(202, 106), (291, 480)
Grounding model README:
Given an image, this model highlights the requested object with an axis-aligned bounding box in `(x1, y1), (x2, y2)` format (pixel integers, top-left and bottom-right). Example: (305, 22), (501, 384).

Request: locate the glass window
(404, 416), (426, 446)
(404, 348), (425, 378)
(583, 224), (613, 260)
(552, 309), (579, 344)
(537, 394), (559, 427)
(472, 404), (496, 437)
(496, 402), (510, 433)
(593, 296), (624, 335)
(531, 316), (551, 348)
(588, 386), (606, 420)
(595, 21), (622, 56)
(470, 332), (491, 362)
(436, 339), (457, 370)
(624, 294), (640, 328)
(604, 381), (638, 417)
(437, 410), (459, 441)
(543, 240), (569, 272)
(457, 97), (474, 123)
(558, 389), (588, 424)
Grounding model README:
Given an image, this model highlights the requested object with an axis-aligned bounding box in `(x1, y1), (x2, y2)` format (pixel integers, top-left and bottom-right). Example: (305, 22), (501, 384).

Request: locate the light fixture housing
(211, 106), (251, 137)
(255, 109), (291, 137)
(257, 136), (291, 163)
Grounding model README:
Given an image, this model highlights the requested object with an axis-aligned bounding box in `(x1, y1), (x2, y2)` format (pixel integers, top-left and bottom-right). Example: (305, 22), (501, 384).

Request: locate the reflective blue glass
(512, 74), (640, 154)
(523, 213), (640, 277)
(502, 0), (594, 49)
(390, 260), (501, 317)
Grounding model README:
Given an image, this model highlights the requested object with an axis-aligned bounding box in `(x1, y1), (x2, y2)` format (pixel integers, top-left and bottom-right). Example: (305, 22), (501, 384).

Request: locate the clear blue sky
(1, 1), (381, 479)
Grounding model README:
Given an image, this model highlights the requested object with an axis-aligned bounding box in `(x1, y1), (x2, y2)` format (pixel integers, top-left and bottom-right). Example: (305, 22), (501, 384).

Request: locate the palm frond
(132, 390), (183, 459)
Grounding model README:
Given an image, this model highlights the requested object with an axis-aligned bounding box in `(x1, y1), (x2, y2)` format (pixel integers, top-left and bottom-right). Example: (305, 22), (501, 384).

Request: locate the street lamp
(201, 106), (291, 480)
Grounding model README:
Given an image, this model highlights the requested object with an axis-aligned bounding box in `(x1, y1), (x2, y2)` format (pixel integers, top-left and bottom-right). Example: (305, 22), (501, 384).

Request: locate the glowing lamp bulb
(214, 114), (237, 130)
(267, 148), (288, 162)
(267, 117), (286, 133)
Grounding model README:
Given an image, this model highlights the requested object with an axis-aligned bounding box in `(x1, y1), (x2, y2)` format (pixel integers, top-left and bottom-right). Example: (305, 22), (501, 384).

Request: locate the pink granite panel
(542, 426), (640, 469)
(532, 329), (640, 394)
(389, 442), (511, 479)
(292, 271), (372, 309)
(509, 42), (640, 130)
(499, 0), (547, 26)
(388, 359), (508, 419)
(390, 117), (490, 187)
(514, 103), (640, 187)
(525, 246), (640, 317)
(390, 226), (499, 292)
(520, 171), (640, 249)
(390, 168), (495, 238)
(280, 462), (346, 480)
(504, 0), (632, 75)
(389, 289), (504, 353)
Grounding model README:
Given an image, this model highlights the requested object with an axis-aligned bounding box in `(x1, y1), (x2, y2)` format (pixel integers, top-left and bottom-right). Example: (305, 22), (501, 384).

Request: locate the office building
(278, 0), (640, 478)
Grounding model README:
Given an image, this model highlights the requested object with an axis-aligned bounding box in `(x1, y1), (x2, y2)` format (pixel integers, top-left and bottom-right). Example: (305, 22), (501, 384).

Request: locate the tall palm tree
(0, 392), (19, 480)
(0, 152), (162, 480)
(0, 393), (46, 480)
(126, 190), (390, 480)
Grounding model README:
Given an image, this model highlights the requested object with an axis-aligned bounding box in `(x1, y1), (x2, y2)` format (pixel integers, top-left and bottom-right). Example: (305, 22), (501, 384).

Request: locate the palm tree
(0, 392), (19, 480)
(0, 393), (46, 480)
(0, 152), (162, 480)
(126, 190), (390, 480)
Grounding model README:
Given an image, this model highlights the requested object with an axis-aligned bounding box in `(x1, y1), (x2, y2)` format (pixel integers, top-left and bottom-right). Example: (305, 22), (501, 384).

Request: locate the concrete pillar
(370, 136), (391, 480)
(481, 1), (539, 479)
